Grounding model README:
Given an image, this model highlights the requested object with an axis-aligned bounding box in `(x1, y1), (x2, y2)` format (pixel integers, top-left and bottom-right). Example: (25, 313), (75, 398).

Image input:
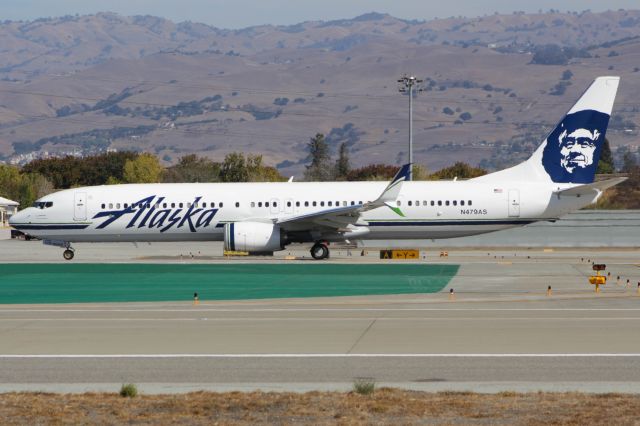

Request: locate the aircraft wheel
(63, 249), (75, 261)
(310, 243), (329, 260)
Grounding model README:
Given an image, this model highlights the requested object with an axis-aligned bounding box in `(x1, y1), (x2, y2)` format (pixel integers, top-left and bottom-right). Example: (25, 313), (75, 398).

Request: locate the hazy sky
(2, 0), (639, 28)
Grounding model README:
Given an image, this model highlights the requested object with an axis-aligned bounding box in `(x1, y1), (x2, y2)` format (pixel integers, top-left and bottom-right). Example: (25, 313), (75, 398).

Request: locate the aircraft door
(74, 192), (87, 221)
(508, 189), (520, 217)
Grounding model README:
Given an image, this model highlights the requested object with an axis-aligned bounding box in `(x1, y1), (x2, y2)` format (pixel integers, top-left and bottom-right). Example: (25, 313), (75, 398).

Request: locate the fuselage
(10, 180), (590, 244)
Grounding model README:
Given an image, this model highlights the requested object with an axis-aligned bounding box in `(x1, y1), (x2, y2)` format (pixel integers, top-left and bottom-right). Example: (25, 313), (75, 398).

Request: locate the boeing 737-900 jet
(10, 76), (625, 260)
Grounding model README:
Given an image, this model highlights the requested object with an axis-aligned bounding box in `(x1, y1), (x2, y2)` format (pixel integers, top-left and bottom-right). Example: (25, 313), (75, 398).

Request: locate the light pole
(398, 75), (423, 180)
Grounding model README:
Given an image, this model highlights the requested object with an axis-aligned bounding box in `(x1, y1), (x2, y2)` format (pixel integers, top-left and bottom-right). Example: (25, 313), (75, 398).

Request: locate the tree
(346, 164), (397, 181)
(561, 69), (573, 81)
(596, 138), (614, 174)
(246, 154), (285, 182)
(123, 153), (163, 183)
(163, 154), (221, 183)
(412, 164), (430, 180)
(0, 165), (22, 201)
(531, 44), (569, 65)
(0, 165), (54, 208)
(219, 153), (285, 182)
(304, 133), (333, 181)
(430, 162), (487, 180)
(621, 150), (637, 173)
(22, 151), (138, 188)
(335, 142), (350, 180)
(220, 152), (248, 182)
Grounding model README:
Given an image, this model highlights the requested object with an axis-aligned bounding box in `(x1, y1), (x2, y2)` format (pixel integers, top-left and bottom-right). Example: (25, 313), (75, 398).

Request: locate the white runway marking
(3, 308), (640, 313)
(1, 317), (639, 321)
(2, 354), (640, 358)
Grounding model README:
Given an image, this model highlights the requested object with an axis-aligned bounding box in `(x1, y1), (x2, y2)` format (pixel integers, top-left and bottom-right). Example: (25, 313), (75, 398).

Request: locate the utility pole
(397, 75), (423, 180)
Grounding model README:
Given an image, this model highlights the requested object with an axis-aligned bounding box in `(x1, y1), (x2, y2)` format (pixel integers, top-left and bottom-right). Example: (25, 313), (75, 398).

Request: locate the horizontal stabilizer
(554, 177), (627, 196)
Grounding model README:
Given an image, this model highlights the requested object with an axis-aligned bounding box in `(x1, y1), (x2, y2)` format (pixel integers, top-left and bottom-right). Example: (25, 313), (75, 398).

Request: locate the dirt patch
(1, 389), (639, 425)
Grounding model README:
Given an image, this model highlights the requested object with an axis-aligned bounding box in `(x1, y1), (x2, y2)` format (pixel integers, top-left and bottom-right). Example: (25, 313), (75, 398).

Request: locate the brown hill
(1, 10), (639, 174)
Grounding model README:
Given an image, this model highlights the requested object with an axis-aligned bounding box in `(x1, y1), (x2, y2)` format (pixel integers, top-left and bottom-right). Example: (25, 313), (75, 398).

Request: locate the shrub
(120, 383), (138, 398)
(353, 378), (375, 395)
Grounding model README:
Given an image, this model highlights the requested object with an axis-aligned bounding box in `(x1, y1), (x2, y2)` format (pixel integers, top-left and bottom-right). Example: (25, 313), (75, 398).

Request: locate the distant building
(0, 196), (19, 226)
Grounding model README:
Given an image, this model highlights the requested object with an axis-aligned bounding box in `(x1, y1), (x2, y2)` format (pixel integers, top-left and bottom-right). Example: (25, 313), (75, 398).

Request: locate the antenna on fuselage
(288, 176), (294, 183)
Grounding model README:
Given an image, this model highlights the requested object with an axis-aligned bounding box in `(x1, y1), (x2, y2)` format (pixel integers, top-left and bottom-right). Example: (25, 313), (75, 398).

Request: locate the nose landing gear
(310, 242), (330, 260)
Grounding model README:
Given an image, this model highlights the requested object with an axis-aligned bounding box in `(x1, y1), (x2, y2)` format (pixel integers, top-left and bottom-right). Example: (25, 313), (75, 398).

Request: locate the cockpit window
(32, 201), (53, 209)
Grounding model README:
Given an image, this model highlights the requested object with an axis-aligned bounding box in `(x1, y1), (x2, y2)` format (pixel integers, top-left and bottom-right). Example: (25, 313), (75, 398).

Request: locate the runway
(1, 240), (640, 393)
(2, 296), (640, 393)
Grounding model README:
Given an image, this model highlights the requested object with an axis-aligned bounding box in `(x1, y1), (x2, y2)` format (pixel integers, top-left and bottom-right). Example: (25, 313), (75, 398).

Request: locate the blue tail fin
(541, 77), (619, 184)
(472, 77), (620, 185)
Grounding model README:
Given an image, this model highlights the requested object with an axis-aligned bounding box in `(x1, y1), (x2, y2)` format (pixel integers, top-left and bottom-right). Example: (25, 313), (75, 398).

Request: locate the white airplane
(10, 76), (625, 260)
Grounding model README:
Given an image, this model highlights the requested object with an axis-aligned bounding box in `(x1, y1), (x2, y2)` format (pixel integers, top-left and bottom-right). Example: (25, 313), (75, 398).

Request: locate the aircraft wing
(554, 177), (627, 197)
(275, 163), (411, 231)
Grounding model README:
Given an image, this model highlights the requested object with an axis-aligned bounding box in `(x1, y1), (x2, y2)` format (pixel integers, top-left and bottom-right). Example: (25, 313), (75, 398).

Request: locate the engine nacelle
(224, 222), (283, 252)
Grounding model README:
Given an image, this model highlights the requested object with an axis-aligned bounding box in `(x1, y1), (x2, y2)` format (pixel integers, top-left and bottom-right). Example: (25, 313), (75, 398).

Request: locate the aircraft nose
(9, 209), (28, 226)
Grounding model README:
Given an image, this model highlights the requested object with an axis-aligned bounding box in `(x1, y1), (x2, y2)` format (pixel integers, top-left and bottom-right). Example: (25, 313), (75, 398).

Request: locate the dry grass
(1, 389), (639, 425)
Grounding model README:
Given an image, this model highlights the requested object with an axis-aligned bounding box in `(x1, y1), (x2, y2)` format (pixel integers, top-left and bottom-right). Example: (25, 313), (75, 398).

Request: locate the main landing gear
(310, 242), (330, 260)
(63, 248), (75, 261)
(43, 239), (76, 260)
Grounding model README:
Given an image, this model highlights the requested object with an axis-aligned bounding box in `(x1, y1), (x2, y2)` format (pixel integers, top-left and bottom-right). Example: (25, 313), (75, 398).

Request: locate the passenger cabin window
(453, 200), (457, 206)
(445, 201), (450, 206)
(328, 201), (332, 207)
(101, 203), (105, 209)
(468, 200), (473, 206)
(313, 201), (317, 207)
(287, 201), (292, 207)
(251, 202), (255, 208)
(408, 201), (412, 206)
(109, 203), (113, 209)
(219, 202), (223, 208)
(265, 202), (270, 208)
(235, 202), (240, 208)
(438, 201), (442, 206)
(461, 200), (465, 206)
(305, 201), (309, 207)
(296, 201), (300, 207)
(258, 202), (263, 207)
(320, 201), (325, 207)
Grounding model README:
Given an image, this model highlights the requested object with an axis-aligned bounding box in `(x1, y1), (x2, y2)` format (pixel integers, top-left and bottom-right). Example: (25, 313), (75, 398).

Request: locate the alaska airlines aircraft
(10, 76), (625, 260)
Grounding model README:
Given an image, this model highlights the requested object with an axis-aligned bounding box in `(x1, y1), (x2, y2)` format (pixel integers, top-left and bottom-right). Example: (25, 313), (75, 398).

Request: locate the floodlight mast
(397, 75), (423, 180)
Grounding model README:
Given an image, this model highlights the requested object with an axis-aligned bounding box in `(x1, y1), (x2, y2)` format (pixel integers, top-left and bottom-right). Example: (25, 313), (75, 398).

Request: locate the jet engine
(223, 222), (284, 252)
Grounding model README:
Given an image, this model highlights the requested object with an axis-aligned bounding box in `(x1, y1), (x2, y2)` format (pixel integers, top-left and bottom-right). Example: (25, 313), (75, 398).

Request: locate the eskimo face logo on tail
(542, 109), (610, 184)
(92, 195), (218, 232)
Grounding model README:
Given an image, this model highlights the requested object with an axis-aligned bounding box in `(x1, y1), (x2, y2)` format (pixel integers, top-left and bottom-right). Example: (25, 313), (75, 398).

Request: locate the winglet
(378, 163), (411, 203)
